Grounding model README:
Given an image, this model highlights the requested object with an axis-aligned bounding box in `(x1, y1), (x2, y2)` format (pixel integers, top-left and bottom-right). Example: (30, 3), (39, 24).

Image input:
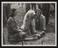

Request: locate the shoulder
(7, 17), (13, 22)
(41, 14), (46, 19)
(26, 9), (35, 15)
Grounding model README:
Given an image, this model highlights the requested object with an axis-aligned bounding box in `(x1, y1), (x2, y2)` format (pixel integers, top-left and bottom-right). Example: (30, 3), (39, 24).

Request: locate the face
(11, 9), (16, 17)
(36, 10), (41, 17)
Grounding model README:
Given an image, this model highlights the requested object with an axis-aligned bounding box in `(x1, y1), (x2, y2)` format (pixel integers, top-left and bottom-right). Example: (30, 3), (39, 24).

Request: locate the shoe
(41, 31), (45, 35)
(24, 36), (34, 40)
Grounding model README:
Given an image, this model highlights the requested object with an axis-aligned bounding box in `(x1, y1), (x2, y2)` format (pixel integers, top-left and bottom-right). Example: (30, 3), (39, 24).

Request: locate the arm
(31, 19), (37, 33)
(42, 15), (46, 31)
(7, 17), (19, 31)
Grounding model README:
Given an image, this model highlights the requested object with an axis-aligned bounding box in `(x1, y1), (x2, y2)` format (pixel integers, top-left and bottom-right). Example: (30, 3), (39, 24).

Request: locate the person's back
(21, 9), (36, 35)
(35, 9), (46, 32)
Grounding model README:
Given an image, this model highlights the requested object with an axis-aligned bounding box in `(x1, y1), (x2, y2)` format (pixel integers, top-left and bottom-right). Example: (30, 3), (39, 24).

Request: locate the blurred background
(3, 3), (55, 45)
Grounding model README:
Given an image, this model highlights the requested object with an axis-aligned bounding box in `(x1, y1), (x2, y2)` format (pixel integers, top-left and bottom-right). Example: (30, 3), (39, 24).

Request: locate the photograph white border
(1, 1), (57, 47)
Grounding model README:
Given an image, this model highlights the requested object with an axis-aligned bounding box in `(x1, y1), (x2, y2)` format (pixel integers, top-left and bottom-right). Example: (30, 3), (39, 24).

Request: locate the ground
(3, 7), (56, 45)
(22, 33), (55, 45)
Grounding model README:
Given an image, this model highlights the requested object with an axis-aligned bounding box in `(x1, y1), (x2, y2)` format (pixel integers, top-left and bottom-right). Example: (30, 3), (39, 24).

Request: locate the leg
(31, 19), (37, 34)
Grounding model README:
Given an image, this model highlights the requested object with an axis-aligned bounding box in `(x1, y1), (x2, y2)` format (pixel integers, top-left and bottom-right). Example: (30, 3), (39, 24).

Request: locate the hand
(19, 32), (26, 36)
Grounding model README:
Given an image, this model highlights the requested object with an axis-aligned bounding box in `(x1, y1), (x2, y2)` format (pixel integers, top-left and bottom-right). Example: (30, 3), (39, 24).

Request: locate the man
(21, 9), (46, 40)
(21, 9), (37, 36)
(39, 4), (50, 25)
(7, 9), (23, 44)
(35, 9), (46, 34)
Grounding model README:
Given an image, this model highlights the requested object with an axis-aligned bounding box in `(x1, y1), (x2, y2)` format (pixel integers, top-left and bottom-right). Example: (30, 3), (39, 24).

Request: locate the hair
(35, 9), (42, 14)
(9, 8), (16, 17)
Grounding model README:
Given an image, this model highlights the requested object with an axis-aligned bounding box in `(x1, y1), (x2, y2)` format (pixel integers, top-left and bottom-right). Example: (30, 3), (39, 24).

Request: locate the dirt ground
(22, 33), (55, 45)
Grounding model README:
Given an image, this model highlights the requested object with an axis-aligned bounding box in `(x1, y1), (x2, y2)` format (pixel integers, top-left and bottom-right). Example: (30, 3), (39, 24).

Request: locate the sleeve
(31, 19), (37, 32)
(7, 17), (18, 31)
(42, 16), (46, 31)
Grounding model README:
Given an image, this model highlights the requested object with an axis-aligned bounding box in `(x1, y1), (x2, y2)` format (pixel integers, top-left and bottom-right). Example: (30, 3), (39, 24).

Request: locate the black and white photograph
(1, 2), (57, 46)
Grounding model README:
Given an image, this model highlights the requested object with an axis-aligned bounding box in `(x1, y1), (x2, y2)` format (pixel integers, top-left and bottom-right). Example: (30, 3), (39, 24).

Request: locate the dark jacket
(35, 14), (46, 31)
(7, 17), (19, 44)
